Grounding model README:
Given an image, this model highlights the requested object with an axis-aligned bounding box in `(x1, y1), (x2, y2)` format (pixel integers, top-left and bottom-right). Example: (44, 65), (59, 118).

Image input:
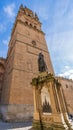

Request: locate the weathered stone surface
(0, 6), (54, 121)
(57, 77), (73, 114)
(0, 6), (73, 123)
(0, 104), (33, 122)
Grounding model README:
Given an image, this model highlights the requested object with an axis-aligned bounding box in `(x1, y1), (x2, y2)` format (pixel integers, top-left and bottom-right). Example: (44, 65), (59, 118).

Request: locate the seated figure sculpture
(38, 53), (48, 72)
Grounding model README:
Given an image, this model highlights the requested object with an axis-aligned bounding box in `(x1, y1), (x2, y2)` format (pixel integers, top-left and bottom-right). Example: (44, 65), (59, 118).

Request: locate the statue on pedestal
(38, 53), (47, 72)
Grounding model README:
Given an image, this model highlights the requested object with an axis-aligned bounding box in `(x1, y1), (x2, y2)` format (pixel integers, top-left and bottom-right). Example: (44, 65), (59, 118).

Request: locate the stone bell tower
(0, 5), (54, 121)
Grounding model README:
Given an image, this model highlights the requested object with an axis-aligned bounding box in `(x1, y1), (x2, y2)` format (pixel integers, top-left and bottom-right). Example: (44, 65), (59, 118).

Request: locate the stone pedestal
(31, 72), (73, 130)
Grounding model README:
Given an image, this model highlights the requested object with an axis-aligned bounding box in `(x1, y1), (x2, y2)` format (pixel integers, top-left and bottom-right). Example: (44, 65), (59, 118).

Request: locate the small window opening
(25, 21), (28, 25)
(32, 40), (36, 46)
(34, 26), (37, 29)
(29, 24), (33, 27)
(66, 84), (68, 88)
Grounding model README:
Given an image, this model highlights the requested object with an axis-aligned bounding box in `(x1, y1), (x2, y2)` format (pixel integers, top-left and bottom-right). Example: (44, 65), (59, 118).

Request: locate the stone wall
(0, 58), (5, 103)
(1, 6), (54, 105)
(0, 6), (54, 121)
(0, 104), (33, 122)
(57, 77), (73, 114)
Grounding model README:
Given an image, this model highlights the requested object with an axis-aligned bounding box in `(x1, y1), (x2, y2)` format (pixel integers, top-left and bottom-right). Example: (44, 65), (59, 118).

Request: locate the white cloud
(47, 30), (73, 64)
(45, 0), (73, 34)
(2, 37), (10, 46)
(46, 30), (73, 78)
(3, 3), (15, 18)
(65, 66), (70, 69)
(58, 65), (73, 80)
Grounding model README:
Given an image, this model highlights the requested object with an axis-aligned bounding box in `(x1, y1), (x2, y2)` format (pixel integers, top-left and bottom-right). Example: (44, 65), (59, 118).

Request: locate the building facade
(0, 58), (5, 103)
(0, 5), (73, 121)
(57, 77), (73, 114)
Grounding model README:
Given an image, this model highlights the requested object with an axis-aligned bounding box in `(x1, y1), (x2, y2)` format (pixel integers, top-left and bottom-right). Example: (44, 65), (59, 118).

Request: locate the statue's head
(39, 53), (44, 59)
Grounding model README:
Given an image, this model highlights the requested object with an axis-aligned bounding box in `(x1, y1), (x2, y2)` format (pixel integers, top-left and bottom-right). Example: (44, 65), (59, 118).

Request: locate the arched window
(34, 26), (37, 29)
(28, 14), (31, 17)
(29, 23), (32, 27)
(66, 84), (68, 88)
(32, 40), (36, 46)
(25, 21), (28, 25)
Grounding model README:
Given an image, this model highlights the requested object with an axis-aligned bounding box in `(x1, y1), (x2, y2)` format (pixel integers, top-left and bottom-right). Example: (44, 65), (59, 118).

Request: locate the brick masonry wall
(57, 77), (73, 114)
(0, 7), (54, 121)
(0, 104), (33, 122)
(0, 58), (5, 103)
(1, 8), (54, 105)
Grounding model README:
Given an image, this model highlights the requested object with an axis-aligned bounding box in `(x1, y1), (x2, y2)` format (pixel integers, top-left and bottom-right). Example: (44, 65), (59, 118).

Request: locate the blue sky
(0, 0), (73, 79)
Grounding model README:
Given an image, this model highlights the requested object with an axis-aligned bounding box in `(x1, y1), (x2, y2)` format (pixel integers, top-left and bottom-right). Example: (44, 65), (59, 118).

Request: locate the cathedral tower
(0, 5), (54, 121)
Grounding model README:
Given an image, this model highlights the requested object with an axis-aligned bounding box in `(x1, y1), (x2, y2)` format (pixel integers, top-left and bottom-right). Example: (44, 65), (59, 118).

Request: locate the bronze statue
(38, 53), (47, 72)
